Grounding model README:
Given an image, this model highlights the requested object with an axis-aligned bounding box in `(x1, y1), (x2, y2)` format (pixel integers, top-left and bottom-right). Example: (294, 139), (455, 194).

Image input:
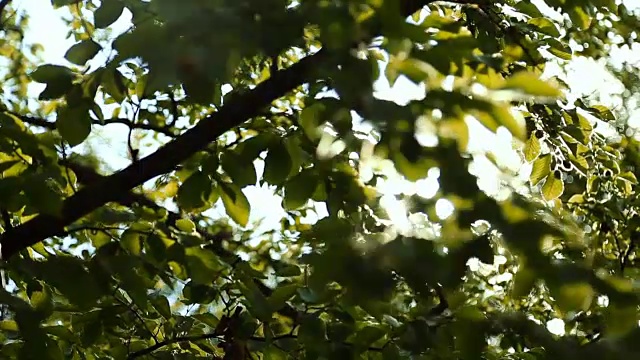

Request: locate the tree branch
(126, 326), (387, 359)
(126, 332), (223, 359)
(10, 112), (176, 137)
(0, 0), (436, 259)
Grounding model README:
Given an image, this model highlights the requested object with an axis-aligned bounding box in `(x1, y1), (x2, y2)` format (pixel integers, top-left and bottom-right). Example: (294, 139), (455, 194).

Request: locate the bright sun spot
(380, 194), (411, 232)
(435, 198), (454, 220)
(546, 318), (565, 336)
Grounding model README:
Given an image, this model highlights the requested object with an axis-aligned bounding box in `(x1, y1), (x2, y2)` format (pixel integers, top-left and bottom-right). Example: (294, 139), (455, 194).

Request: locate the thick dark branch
(0, 0), (435, 259)
(10, 112), (176, 137)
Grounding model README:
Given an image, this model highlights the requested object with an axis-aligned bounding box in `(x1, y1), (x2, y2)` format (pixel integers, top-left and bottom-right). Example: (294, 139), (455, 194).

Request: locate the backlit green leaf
(528, 18), (560, 37)
(502, 72), (562, 97)
(56, 105), (92, 146)
(220, 182), (251, 227)
(523, 133), (541, 162)
(530, 154), (551, 186)
(541, 171), (564, 201)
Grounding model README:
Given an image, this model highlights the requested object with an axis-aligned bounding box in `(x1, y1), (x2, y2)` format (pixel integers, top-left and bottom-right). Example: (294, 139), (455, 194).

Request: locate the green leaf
(30, 289), (53, 316)
(120, 229), (142, 255)
(65, 40), (102, 65)
(150, 295), (172, 319)
(177, 171), (213, 211)
(299, 103), (324, 140)
(546, 38), (573, 60)
(618, 171), (638, 184)
(568, 194), (585, 203)
(568, 6), (591, 30)
(94, 0), (125, 28)
(119, 271), (152, 309)
(23, 176), (64, 217)
(51, 0), (81, 7)
(523, 133), (541, 162)
(235, 134), (272, 161)
(220, 182), (251, 227)
(283, 168), (318, 210)
(176, 218), (196, 232)
(37, 257), (104, 309)
(185, 247), (222, 284)
(501, 72), (562, 97)
(298, 314), (327, 350)
(0, 160), (20, 175)
(353, 325), (386, 348)
(183, 282), (217, 304)
(511, 267), (536, 299)
(588, 104), (616, 121)
(528, 18), (560, 37)
(491, 104), (526, 141)
(514, 2), (544, 17)
(238, 275), (273, 322)
(31, 65), (75, 100)
(541, 171), (564, 201)
(382, 344), (402, 360)
(274, 263), (301, 277)
(221, 151), (257, 188)
(605, 305), (638, 337)
(263, 141), (292, 186)
(268, 284), (298, 313)
(553, 282), (594, 313)
(530, 154), (551, 186)
(56, 105), (92, 146)
(30, 64), (74, 83)
(101, 67), (127, 103)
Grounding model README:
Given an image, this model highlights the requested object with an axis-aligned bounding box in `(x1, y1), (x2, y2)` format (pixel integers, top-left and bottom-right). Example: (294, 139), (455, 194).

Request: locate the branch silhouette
(0, 0), (436, 259)
(12, 112), (177, 137)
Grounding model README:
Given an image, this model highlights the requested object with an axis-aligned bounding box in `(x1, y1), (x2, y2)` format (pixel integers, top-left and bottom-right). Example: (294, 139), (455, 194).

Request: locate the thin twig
(8, 111), (176, 137)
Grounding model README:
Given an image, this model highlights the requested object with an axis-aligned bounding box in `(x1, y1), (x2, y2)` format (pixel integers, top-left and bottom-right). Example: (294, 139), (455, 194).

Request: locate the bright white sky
(11, 0), (640, 336)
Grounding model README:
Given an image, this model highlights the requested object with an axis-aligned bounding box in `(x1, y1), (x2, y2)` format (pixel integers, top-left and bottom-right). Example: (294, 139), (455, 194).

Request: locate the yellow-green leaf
(501, 72), (561, 97)
(618, 171), (638, 184)
(523, 133), (541, 162)
(491, 105), (526, 141)
(554, 282), (594, 314)
(528, 18), (560, 37)
(541, 171), (564, 201)
(568, 6), (591, 30)
(530, 154), (551, 186)
(546, 38), (573, 60)
(220, 183), (251, 227)
(176, 219), (196, 233)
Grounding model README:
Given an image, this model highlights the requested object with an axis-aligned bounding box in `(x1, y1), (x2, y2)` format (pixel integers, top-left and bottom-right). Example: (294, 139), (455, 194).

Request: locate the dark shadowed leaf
(93, 0), (125, 28)
(65, 40), (102, 65)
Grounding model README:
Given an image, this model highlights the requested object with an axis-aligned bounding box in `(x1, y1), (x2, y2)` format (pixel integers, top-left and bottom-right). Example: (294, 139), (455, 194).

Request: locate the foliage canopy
(0, 0), (640, 359)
